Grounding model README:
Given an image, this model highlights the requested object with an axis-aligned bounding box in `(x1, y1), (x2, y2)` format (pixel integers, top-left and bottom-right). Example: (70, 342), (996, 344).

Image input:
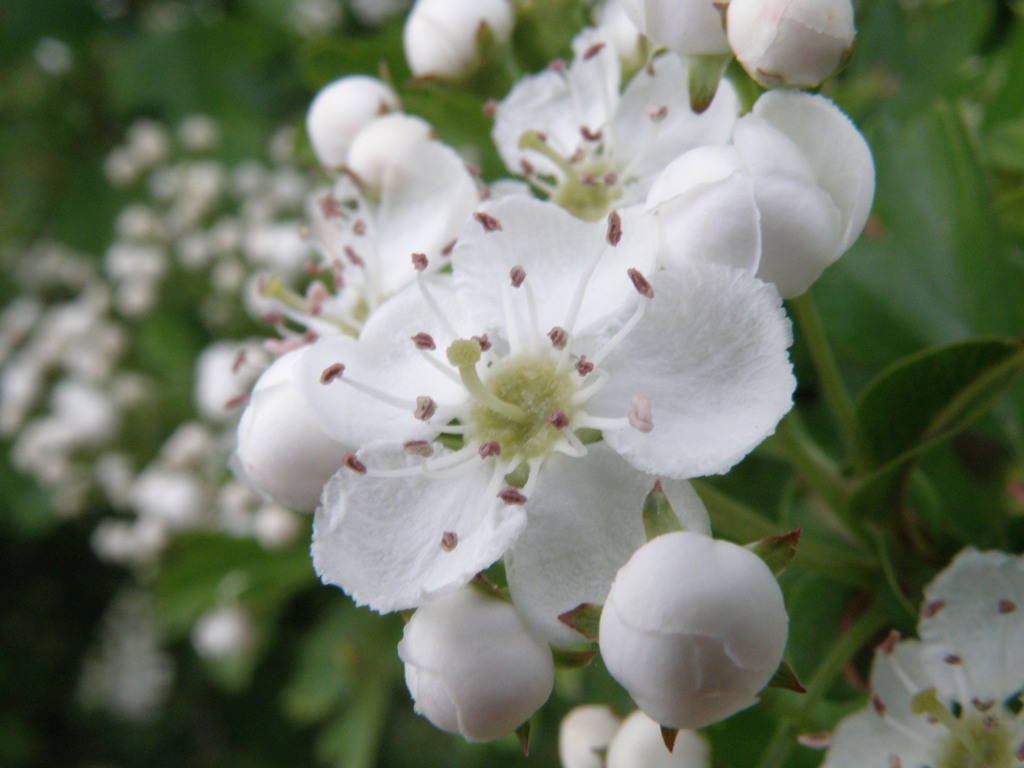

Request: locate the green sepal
(516, 720), (531, 756)
(766, 660), (806, 694)
(643, 480), (683, 542)
(661, 726), (679, 753)
(687, 53), (733, 113)
(557, 602), (602, 641)
(551, 646), (598, 669)
(745, 529), (801, 575)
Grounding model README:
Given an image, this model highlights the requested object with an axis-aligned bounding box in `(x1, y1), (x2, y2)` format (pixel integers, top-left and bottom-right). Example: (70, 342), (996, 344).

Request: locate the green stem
(772, 412), (849, 513)
(789, 291), (871, 473)
(692, 481), (878, 587)
(755, 603), (890, 768)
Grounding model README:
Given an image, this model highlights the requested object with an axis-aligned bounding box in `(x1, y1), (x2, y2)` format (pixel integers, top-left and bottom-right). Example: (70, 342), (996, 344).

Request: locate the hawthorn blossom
(403, 0), (514, 80)
(492, 29), (738, 221)
(306, 196), (795, 642)
(618, 0), (730, 57)
(823, 548), (1024, 768)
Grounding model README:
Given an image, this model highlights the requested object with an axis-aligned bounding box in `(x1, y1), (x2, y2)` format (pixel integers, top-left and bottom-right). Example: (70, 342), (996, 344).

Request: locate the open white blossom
(307, 196), (794, 641)
(493, 29), (738, 221)
(645, 89), (874, 297)
(823, 548), (1024, 768)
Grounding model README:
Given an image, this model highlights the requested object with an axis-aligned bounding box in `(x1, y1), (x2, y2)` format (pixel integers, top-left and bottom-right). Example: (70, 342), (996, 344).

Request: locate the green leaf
(642, 480), (683, 542)
(745, 529), (801, 576)
(856, 337), (1024, 469)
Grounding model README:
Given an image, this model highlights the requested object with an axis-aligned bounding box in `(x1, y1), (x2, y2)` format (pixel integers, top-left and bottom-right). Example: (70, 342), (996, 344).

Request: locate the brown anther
(629, 393), (654, 433)
(568, 148), (585, 164)
(923, 599), (945, 618)
(972, 698), (996, 712)
(575, 355), (594, 377)
(342, 452), (367, 474)
(498, 486), (528, 505)
(998, 598), (1017, 614)
(465, 162), (481, 177)
(478, 441), (501, 459)
(261, 311), (285, 325)
(352, 218), (367, 235)
(224, 393), (248, 410)
(871, 694), (886, 717)
(472, 334), (491, 351)
(306, 281), (329, 315)
(520, 158), (535, 176)
(320, 362), (345, 384)
(580, 173), (598, 187)
(231, 349), (247, 374)
(548, 326), (568, 350)
(645, 103), (668, 122)
(441, 238), (457, 256)
(319, 193), (343, 218)
(1016, 741), (1024, 761)
(334, 271), (345, 290)
(403, 440), (434, 457)
(944, 654), (962, 665)
(580, 126), (603, 142)
(304, 260), (320, 276)
(607, 210), (623, 246)
(510, 265), (526, 288)
(582, 41), (606, 60)
(415, 396), (437, 421)
(603, 172), (617, 187)
(879, 630), (900, 656)
(344, 245), (365, 266)
(474, 211), (503, 232)
(412, 332), (436, 350)
(303, 330), (319, 345)
(888, 756), (901, 768)
(796, 732), (832, 750)
(982, 715), (998, 730)
(628, 267), (654, 298)
(482, 99), (497, 117)
(412, 252), (429, 271)
(440, 531), (458, 551)
(547, 410), (569, 430)
(548, 59), (567, 72)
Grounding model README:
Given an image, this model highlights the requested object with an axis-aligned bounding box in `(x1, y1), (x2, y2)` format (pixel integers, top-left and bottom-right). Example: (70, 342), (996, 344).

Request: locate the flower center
(914, 689), (1024, 768)
(518, 131), (622, 222)
(467, 351), (577, 460)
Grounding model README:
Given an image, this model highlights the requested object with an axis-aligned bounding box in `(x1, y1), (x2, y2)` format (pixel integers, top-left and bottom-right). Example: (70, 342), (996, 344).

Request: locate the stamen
(404, 441), (434, 457)
(319, 193), (343, 218)
(411, 332), (436, 350)
(549, 326), (569, 350)
(453, 353), (526, 421)
(472, 333), (492, 351)
(628, 393), (654, 433)
(498, 486), (528, 505)
(911, 689), (987, 763)
(573, 368), (609, 403)
(871, 694), (886, 716)
(553, 429), (588, 458)
(645, 103), (669, 122)
(582, 41), (605, 60)
(923, 599), (946, 618)
(352, 219), (367, 235)
(412, 252), (429, 271)
(344, 245), (365, 267)
(482, 99), (497, 117)
(580, 125), (602, 142)
(440, 531), (458, 551)
(320, 363), (345, 384)
(416, 272), (460, 340)
(998, 599), (1017, 614)
(628, 267), (654, 298)
(590, 297), (647, 366)
(575, 355), (594, 377)
(548, 410), (569, 430)
(887, 756), (901, 768)
(415, 396), (438, 421)
(342, 452), (367, 474)
(510, 265), (526, 288)
(231, 349), (247, 373)
(441, 238), (457, 256)
(224, 393), (248, 410)
(478, 441), (502, 458)
(603, 172), (617, 187)
(879, 630), (900, 656)
(607, 210), (622, 246)
(473, 211), (503, 232)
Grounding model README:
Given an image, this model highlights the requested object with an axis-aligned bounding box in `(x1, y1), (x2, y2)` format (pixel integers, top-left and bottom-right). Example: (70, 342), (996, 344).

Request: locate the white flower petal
(619, 0), (730, 56)
(595, 264), (794, 478)
(505, 443), (710, 646)
(312, 444), (527, 612)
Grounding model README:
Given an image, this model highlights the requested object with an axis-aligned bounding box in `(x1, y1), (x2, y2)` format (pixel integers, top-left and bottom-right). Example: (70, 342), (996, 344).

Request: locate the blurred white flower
(606, 711), (710, 768)
(192, 605), (254, 660)
(403, 0), (514, 80)
(559, 705), (622, 768)
(305, 75), (399, 171)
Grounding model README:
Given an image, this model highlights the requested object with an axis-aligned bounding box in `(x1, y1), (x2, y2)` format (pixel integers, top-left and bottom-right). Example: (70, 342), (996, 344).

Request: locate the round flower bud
(559, 705), (622, 768)
(727, 0), (856, 88)
(606, 711), (710, 768)
(398, 587), (554, 742)
(192, 605), (253, 660)
(306, 76), (399, 171)
(403, 0), (514, 80)
(234, 346), (351, 511)
(618, 0), (730, 57)
(345, 113), (433, 193)
(599, 532), (788, 729)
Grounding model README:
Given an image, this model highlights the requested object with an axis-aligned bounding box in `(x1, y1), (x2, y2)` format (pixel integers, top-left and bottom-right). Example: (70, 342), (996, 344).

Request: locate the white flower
(646, 89), (874, 298)
(192, 605), (253, 660)
(727, 0), (856, 89)
(618, 0), (730, 57)
(599, 532), (789, 729)
(234, 346), (352, 511)
(345, 113), (433, 193)
(398, 586), (554, 742)
(559, 705), (622, 768)
(823, 548), (1024, 768)
(193, 340), (267, 424)
(493, 30), (738, 221)
(606, 710), (710, 768)
(403, 0), (514, 80)
(306, 196), (794, 641)
(305, 76), (399, 171)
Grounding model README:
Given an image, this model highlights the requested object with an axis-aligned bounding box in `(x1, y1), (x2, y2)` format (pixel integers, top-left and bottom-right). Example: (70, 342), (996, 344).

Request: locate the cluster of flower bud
(560, 706), (710, 768)
(402, 0), (514, 81)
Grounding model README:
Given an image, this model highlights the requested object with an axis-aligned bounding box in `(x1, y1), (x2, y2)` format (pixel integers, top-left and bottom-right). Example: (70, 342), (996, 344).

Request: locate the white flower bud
(403, 0), (514, 80)
(606, 711), (710, 768)
(599, 532), (788, 729)
(234, 346), (351, 511)
(345, 113), (434, 193)
(559, 705), (622, 768)
(305, 76), (399, 171)
(727, 0), (855, 88)
(398, 587), (554, 742)
(618, 0), (730, 56)
(192, 605), (253, 660)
